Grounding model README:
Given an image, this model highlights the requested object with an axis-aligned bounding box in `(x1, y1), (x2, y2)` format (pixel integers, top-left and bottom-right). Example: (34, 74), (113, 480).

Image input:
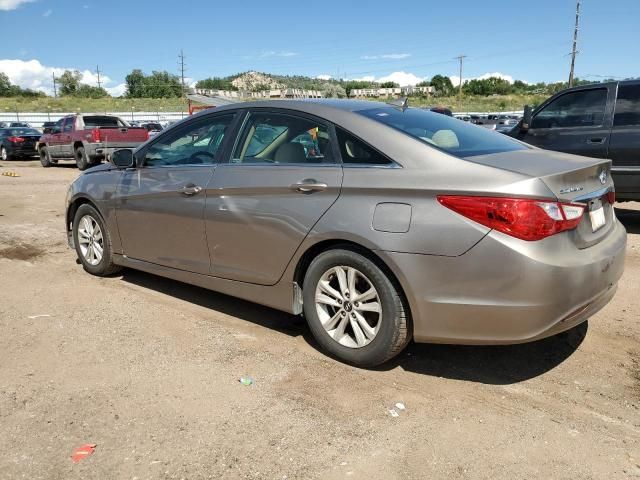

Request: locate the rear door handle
(290, 179), (328, 193)
(181, 184), (203, 196)
(587, 137), (605, 144)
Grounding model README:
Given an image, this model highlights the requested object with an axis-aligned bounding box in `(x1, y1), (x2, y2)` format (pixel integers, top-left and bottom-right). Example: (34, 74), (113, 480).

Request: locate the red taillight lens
(91, 128), (100, 143)
(437, 196), (585, 241)
(7, 136), (24, 143)
(606, 190), (616, 205)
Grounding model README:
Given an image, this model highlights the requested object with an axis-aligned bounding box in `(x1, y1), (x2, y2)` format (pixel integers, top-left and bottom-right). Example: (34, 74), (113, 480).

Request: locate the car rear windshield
(83, 116), (121, 128)
(3, 128), (39, 136)
(358, 107), (528, 158)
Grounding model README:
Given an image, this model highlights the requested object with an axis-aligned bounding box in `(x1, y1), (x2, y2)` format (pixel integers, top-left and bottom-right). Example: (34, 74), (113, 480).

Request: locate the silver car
(65, 100), (626, 367)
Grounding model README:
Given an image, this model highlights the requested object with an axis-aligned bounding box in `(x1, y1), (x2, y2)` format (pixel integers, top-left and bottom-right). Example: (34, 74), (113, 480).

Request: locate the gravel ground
(0, 160), (639, 480)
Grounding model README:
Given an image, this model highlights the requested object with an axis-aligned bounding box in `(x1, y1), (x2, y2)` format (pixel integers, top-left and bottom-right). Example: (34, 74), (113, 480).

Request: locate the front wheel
(1, 146), (10, 161)
(302, 249), (411, 367)
(72, 204), (122, 276)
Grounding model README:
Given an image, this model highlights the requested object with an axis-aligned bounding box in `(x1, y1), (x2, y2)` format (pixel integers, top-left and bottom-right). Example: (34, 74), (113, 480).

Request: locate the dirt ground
(0, 160), (639, 480)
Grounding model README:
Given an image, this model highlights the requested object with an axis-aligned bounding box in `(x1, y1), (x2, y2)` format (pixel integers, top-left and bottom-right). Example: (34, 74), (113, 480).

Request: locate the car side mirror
(111, 149), (135, 168)
(521, 105), (533, 132)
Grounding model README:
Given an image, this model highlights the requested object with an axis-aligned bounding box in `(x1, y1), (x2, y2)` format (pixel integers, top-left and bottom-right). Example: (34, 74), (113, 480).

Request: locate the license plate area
(588, 198), (606, 232)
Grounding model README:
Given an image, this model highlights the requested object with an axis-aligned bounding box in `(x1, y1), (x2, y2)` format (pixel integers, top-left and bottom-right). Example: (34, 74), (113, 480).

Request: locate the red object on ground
(71, 444), (97, 463)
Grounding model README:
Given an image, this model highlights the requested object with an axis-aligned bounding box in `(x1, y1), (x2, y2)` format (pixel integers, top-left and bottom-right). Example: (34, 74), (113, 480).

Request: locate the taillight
(7, 136), (24, 143)
(437, 196), (586, 241)
(606, 190), (616, 205)
(91, 128), (100, 143)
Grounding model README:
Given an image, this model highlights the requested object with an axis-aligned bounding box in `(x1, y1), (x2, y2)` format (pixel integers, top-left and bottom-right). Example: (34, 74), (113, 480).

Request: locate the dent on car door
(114, 113), (236, 274)
(525, 87), (612, 158)
(206, 110), (343, 285)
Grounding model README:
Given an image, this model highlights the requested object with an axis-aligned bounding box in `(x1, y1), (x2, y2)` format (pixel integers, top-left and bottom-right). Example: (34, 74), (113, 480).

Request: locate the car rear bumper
(6, 144), (38, 156)
(379, 218), (626, 344)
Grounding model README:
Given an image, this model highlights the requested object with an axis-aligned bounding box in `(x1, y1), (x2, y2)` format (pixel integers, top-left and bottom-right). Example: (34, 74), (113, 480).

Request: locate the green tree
(58, 70), (83, 96)
(415, 80), (430, 87)
(463, 77), (513, 96)
(430, 75), (454, 96)
(321, 83), (346, 98)
(196, 77), (237, 91)
(343, 80), (374, 96)
(125, 69), (182, 98)
(379, 81), (399, 88)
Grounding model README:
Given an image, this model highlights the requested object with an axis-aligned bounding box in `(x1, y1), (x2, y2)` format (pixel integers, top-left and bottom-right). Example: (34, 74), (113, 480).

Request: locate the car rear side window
(335, 127), (392, 165)
(358, 107), (526, 158)
(614, 84), (640, 126)
(232, 112), (334, 164)
(83, 116), (121, 128)
(531, 88), (608, 129)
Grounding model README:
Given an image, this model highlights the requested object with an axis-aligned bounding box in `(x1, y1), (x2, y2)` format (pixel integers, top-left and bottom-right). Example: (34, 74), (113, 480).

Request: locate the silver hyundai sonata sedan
(65, 99), (626, 366)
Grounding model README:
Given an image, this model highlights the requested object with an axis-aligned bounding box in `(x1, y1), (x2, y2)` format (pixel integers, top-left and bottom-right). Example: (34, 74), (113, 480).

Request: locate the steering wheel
(189, 151), (215, 163)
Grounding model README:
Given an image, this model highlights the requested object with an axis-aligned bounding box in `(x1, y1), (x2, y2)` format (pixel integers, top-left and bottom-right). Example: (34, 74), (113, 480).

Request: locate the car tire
(39, 146), (53, 167)
(302, 249), (411, 367)
(72, 203), (122, 277)
(75, 146), (90, 170)
(1, 146), (11, 161)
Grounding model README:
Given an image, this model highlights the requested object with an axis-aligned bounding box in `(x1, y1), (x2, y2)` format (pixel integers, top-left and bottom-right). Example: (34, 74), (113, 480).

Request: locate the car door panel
(114, 113), (237, 274)
(205, 110), (343, 286)
(521, 86), (614, 159)
(206, 164), (342, 285)
(115, 166), (215, 274)
(609, 82), (640, 198)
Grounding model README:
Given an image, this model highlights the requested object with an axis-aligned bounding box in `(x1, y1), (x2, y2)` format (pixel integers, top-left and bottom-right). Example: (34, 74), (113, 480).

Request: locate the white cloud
(376, 71), (426, 86)
(316, 74), (332, 80)
(0, 0), (34, 10)
(450, 72), (517, 87)
(0, 59), (116, 95)
(106, 83), (127, 97)
(361, 53), (411, 60)
(42, 8), (51, 17)
(260, 51), (298, 58)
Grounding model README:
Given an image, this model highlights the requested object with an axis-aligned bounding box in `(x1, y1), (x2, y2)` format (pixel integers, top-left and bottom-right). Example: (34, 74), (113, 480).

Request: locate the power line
(568, 0), (581, 87)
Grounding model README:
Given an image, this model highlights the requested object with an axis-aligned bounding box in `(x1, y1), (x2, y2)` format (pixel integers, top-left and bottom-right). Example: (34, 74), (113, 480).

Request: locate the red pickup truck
(37, 114), (149, 170)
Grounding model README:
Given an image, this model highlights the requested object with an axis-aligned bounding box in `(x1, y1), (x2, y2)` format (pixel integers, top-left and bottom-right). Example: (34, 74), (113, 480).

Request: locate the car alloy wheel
(314, 266), (382, 348)
(77, 214), (104, 266)
(1, 147), (7, 161)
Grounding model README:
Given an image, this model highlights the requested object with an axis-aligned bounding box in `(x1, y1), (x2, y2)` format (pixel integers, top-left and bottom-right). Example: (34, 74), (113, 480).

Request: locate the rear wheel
(72, 204), (122, 276)
(39, 146), (53, 167)
(75, 146), (90, 170)
(1, 146), (10, 161)
(302, 249), (411, 367)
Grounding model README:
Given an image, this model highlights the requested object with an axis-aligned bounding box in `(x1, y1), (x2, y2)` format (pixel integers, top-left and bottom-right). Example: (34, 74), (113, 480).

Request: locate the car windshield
(83, 116), (121, 128)
(358, 107), (528, 158)
(2, 128), (39, 136)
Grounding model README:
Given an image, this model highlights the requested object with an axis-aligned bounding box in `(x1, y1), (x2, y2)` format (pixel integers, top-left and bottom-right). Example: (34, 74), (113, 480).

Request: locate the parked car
(0, 127), (42, 160)
(139, 122), (164, 137)
(37, 114), (149, 170)
(42, 121), (57, 134)
(9, 122), (31, 128)
(495, 118), (518, 133)
(508, 80), (640, 201)
(65, 99), (625, 367)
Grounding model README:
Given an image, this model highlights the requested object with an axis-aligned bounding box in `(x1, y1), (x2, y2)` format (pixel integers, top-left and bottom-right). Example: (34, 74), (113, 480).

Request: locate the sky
(0, 0), (638, 96)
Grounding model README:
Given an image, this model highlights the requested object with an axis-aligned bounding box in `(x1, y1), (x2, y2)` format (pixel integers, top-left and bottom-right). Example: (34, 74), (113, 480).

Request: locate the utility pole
(455, 55), (466, 97)
(52, 72), (57, 98)
(178, 49), (187, 98)
(568, 0), (581, 87)
(96, 65), (102, 89)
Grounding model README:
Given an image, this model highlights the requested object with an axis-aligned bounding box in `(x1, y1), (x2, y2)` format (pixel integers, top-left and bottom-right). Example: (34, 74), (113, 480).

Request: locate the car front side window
(531, 88), (608, 129)
(144, 114), (234, 167)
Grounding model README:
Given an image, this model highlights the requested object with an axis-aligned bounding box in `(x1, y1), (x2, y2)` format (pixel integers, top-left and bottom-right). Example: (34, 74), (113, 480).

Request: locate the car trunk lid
(466, 148), (615, 248)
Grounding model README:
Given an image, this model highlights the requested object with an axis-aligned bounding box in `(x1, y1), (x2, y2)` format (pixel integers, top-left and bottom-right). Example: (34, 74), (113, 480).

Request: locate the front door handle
(587, 137), (605, 144)
(290, 179), (328, 193)
(181, 184), (203, 196)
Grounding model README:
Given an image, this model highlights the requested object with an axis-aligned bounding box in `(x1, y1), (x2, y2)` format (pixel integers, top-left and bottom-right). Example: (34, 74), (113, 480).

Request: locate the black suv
(509, 80), (640, 201)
